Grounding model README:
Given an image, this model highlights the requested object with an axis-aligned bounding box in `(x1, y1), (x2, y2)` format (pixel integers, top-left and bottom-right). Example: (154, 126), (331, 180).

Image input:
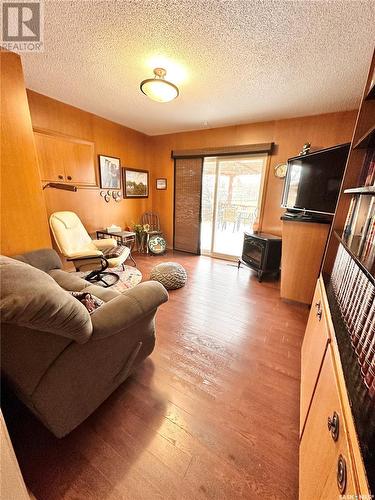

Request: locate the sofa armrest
(91, 281), (168, 339)
(13, 248), (62, 273)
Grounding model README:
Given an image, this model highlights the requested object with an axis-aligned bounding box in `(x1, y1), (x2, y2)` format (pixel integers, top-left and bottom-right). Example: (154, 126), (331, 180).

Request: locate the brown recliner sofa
(0, 249), (168, 437)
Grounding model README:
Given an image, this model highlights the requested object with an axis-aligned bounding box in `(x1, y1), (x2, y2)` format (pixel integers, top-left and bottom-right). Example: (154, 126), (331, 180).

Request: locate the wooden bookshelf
(323, 50), (375, 276)
(344, 186), (375, 195)
(365, 65), (375, 100)
(334, 231), (375, 286)
(318, 49), (375, 495)
(352, 124), (375, 149)
(365, 82), (375, 101)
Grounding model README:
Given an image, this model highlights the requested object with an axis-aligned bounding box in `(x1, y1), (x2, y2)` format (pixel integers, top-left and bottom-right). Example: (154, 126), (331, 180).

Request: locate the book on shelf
(341, 193), (375, 275)
(331, 243), (375, 398)
(343, 196), (359, 241)
(359, 147), (375, 186)
(358, 198), (375, 259)
(363, 335), (374, 391)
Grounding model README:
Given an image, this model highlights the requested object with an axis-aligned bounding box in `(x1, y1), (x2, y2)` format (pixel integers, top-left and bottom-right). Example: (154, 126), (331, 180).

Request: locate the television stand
(281, 211), (332, 224)
(280, 219), (331, 304)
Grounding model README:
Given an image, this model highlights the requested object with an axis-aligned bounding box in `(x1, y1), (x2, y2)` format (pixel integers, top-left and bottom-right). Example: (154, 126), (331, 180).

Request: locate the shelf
(334, 231), (375, 286)
(344, 186), (375, 195)
(352, 124), (375, 149)
(365, 81), (375, 100)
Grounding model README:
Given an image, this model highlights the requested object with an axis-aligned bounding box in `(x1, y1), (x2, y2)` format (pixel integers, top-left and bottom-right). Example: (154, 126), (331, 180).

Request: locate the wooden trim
(352, 123), (375, 149)
(33, 127), (94, 146)
(257, 154), (271, 233)
(171, 142), (274, 159)
(173, 158), (176, 250)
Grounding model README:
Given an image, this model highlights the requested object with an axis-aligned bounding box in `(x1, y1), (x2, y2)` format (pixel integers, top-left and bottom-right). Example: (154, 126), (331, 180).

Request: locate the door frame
(201, 153), (270, 260)
(172, 151), (271, 258)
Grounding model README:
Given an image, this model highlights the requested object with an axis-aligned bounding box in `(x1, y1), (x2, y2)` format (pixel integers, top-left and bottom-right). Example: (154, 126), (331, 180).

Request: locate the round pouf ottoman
(150, 262), (187, 290)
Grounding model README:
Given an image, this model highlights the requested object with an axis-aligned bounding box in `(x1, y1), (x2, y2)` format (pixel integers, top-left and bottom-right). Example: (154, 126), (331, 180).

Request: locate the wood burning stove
(238, 232), (282, 282)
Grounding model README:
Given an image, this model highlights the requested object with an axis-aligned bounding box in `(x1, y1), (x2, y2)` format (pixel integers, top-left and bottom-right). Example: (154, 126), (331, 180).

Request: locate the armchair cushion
(0, 256), (92, 344)
(92, 238), (117, 250)
(49, 211), (96, 257)
(67, 248), (103, 259)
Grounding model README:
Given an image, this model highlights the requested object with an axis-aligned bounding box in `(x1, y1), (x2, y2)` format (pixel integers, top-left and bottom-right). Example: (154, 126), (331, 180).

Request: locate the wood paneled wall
(0, 52), (51, 255)
(149, 111), (357, 244)
(1, 52), (357, 257)
(26, 90), (152, 236)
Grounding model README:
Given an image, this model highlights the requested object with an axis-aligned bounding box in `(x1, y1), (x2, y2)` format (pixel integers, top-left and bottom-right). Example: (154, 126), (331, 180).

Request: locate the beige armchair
(50, 211), (130, 287)
(0, 249), (168, 437)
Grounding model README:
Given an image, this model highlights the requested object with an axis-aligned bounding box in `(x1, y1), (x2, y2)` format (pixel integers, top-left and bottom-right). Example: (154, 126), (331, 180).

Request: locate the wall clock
(148, 235), (167, 255)
(274, 163), (287, 179)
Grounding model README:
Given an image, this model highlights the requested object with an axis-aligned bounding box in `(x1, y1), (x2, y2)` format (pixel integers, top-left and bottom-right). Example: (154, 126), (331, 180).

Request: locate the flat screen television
(281, 143), (350, 216)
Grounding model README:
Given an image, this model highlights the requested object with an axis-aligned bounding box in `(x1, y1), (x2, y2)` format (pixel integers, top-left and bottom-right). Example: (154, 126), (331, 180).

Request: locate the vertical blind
(174, 157), (203, 254)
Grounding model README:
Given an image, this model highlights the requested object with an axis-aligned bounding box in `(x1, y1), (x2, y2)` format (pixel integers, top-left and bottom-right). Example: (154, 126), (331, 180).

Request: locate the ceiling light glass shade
(140, 68), (179, 102)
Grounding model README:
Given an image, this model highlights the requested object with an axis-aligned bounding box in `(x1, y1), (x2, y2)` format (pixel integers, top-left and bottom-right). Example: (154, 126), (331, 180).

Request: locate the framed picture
(156, 178), (167, 190)
(123, 168), (149, 198)
(98, 155), (121, 189)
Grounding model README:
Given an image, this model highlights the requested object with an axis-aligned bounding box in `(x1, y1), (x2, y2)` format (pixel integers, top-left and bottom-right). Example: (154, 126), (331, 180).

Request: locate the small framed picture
(123, 168), (149, 198)
(98, 155), (121, 189)
(156, 178), (167, 190)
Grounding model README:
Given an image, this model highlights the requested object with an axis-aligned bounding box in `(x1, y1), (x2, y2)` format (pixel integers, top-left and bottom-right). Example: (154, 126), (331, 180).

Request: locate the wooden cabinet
(34, 130), (96, 186)
(281, 220), (330, 305)
(300, 346), (357, 499)
(299, 276), (370, 499)
(300, 280), (330, 435)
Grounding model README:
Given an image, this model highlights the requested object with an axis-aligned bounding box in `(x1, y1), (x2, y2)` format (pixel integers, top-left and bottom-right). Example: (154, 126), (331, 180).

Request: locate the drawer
(299, 346), (357, 499)
(300, 279), (331, 435)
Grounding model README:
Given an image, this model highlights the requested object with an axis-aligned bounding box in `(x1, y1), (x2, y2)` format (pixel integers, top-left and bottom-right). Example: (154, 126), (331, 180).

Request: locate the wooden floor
(4, 252), (309, 500)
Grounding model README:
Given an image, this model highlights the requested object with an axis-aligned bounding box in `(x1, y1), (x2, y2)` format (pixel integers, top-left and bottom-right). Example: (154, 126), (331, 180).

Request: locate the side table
(96, 229), (137, 266)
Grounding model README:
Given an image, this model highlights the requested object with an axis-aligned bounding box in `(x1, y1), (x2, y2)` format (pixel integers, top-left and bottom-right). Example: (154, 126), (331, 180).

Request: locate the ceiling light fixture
(140, 67), (179, 103)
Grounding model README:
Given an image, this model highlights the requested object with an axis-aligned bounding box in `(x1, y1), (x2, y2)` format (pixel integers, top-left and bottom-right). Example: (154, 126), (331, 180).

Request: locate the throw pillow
(70, 291), (103, 314)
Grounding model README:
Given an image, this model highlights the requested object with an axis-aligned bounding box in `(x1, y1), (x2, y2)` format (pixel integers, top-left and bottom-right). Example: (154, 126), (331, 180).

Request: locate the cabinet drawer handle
(337, 454), (347, 494)
(67, 175), (72, 180)
(58, 175), (63, 180)
(327, 411), (339, 441)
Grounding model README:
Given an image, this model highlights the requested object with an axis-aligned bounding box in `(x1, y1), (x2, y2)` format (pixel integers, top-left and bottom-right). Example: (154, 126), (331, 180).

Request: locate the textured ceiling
(22, 0), (375, 136)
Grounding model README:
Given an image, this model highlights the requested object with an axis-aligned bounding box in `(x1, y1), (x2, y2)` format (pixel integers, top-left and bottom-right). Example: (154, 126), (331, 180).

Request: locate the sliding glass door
(200, 155), (267, 259)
